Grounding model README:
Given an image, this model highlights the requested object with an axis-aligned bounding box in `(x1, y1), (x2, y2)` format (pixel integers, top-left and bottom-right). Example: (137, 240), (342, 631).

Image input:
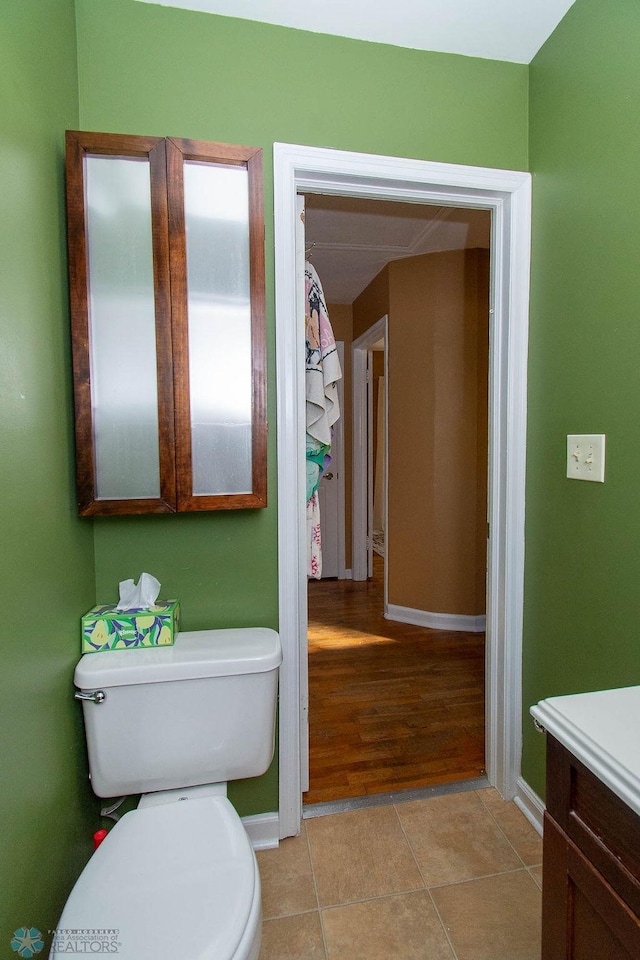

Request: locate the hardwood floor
(305, 558), (485, 805)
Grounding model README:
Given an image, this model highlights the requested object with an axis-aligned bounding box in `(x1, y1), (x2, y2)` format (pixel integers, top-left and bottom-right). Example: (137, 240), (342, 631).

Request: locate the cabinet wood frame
(65, 130), (267, 516)
(166, 137), (267, 512)
(542, 735), (640, 959)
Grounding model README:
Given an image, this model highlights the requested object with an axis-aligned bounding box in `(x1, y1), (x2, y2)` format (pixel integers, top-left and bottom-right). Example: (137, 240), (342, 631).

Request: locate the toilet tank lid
(75, 627), (281, 688)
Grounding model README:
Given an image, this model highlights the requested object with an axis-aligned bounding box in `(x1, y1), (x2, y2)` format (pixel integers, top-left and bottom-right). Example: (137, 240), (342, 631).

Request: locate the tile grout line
(392, 802), (461, 960)
(475, 788), (526, 867)
(319, 883), (435, 911)
(262, 906), (322, 922)
(303, 823), (330, 960)
(428, 863), (543, 891)
(527, 864), (544, 891)
(425, 889), (460, 960)
(391, 802), (428, 889)
(475, 788), (542, 874)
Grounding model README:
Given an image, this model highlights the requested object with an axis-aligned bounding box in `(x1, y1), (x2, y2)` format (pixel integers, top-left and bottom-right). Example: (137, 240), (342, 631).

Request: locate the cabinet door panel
(66, 131), (176, 515)
(183, 160), (253, 496)
(543, 816), (640, 959)
(85, 154), (161, 500)
(546, 735), (640, 915)
(167, 137), (267, 511)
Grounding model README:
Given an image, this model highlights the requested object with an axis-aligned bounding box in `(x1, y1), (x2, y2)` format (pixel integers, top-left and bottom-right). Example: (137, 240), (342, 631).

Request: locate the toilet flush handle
(74, 689), (106, 704)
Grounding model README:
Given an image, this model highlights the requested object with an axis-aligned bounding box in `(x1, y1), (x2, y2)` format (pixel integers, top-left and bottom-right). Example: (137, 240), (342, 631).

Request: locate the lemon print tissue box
(81, 600), (180, 654)
(81, 573), (179, 653)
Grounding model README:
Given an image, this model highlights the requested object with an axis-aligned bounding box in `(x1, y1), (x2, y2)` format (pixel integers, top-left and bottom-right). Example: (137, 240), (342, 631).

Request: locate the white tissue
(116, 572), (161, 611)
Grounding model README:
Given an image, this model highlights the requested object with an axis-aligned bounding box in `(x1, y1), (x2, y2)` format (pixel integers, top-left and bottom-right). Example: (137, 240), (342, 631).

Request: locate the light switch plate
(566, 434), (606, 482)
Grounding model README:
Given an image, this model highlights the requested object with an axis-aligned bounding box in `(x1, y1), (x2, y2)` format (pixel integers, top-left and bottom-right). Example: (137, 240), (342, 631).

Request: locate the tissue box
(81, 600), (180, 654)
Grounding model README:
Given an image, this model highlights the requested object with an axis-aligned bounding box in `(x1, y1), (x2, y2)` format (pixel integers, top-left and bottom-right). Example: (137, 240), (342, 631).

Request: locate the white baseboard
(242, 812), (280, 850)
(514, 776), (544, 836)
(386, 603), (486, 633)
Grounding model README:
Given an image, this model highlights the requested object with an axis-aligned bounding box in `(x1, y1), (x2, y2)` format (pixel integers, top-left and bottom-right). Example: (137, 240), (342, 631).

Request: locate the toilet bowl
(51, 629), (281, 960)
(51, 795), (261, 960)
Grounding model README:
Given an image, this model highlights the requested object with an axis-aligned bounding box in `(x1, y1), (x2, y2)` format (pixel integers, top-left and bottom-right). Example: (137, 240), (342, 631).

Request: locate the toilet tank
(74, 628), (281, 798)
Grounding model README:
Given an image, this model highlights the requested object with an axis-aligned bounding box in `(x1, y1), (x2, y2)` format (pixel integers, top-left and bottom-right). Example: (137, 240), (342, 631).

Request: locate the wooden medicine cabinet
(65, 131), (266, 516)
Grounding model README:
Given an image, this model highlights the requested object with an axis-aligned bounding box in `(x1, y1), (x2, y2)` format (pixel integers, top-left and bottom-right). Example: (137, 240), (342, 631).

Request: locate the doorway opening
(274, 142), (531, 839)
(301, 196), (491, 806)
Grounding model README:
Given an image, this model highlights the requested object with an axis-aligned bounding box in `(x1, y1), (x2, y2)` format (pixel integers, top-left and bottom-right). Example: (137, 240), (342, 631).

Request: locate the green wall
(75, 0), (528, 169)
(75, 0), (528, 815)
(523, 0), (640, 796)
(0, 0), (98, 947)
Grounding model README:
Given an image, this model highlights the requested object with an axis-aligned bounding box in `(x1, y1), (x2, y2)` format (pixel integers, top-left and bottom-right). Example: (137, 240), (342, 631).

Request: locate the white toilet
(51, 627), (282, 960)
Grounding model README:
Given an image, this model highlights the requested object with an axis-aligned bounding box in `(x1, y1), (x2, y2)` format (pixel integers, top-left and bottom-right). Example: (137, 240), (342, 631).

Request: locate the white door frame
(352, 316), (388, 588)
(274, 141), (531, 839)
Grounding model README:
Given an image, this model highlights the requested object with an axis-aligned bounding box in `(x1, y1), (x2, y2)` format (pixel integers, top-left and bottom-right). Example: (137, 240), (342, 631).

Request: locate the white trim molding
(274, 142), (531, 839)
(242, 812), (280, 850)
(386, 604), (486, 633)
(514, 777), (545, 836)
(352, 316), (388, 584)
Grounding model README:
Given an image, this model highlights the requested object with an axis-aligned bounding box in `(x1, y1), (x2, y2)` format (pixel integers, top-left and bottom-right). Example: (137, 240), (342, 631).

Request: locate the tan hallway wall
(351, 250), (489, 616)
(353, 265), (390, 342)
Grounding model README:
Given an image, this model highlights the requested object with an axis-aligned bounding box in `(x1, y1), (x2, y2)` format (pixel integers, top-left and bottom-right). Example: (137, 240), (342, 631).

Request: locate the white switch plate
(566, 434), (606, 482)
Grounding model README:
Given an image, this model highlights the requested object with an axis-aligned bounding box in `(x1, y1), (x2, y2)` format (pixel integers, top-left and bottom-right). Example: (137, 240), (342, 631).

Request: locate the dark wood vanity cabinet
(542, 735), (640, 959)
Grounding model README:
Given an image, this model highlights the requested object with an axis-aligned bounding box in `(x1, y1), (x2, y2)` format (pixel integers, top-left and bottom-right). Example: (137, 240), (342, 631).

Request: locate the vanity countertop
(531, 685), (640, 818)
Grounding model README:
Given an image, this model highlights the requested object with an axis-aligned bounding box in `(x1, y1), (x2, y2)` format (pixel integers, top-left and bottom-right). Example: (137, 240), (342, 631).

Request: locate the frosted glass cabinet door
(66, 131), (266, 515)
(166, 138), (266, 512)
(85, 155), (161, 500)
(184, 162), (252, 496)
(66, 131), (175, 515)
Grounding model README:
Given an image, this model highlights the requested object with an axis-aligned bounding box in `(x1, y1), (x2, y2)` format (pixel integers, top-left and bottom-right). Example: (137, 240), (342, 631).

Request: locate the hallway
(305, 560), (485, 805)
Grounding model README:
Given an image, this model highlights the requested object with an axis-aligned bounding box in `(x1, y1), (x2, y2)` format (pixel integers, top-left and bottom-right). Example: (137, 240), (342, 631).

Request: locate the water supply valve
(93, 829), (108, 850)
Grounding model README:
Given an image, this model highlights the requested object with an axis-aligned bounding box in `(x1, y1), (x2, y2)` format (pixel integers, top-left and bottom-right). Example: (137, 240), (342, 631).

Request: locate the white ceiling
(304, 196), (490, 304)
(138, 0), (577, 63)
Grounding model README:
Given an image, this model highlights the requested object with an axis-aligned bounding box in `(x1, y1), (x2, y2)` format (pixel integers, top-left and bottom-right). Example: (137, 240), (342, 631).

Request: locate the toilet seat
(50, 796), (260, 960)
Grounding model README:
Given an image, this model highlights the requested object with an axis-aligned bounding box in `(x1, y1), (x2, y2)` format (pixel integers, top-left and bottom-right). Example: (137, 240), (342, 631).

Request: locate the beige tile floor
(256, 788), (542, 960)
